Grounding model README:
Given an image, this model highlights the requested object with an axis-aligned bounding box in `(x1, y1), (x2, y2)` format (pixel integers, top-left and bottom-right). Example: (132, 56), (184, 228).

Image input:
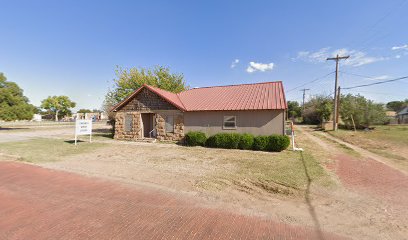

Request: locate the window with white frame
(223, 116), (236, 129)
(165, 115), (174, 133)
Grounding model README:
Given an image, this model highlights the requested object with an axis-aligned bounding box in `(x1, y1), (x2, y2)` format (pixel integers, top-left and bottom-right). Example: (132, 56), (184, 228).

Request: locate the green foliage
(77, 109), (92, 113)
(185, 131), (207, 146)
(0, 73), (36, 121)
(41, 96), (76, 121)
(386, 100), (408, 112)
(303, 95), (333, 124)
(253, 136), (269, 151)
(287, 101), (302, 119)
(104, 65), (189, 109)
(340, 94), (387, 129)
(205, 133), (241, 149)
(267, 135), (290, 152)
(204, 132), (289, 152)
(238, 133), (254, 150)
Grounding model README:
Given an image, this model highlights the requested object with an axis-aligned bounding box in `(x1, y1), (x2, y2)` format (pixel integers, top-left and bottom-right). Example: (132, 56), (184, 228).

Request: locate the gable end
(116, 88), (178, 112)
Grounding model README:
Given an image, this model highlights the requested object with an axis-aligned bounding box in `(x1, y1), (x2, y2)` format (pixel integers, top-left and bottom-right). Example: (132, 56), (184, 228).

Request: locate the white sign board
(75, 120), (92, 145)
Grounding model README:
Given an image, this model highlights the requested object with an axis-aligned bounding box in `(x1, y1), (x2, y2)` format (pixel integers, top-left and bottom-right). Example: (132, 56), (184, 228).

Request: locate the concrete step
(135, 138), (157, 143)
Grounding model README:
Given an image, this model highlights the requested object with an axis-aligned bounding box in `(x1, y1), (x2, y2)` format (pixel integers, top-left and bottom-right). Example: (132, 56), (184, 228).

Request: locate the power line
(343, 89), (408, 98)
(342, 76), (408, 90)
(340, 71), (383, 80)
(286, 71), (335, 93)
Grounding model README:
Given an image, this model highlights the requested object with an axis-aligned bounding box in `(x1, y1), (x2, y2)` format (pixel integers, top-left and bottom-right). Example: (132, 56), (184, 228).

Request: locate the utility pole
(300, 88), (310, 115)
(327, 54), (349, 131)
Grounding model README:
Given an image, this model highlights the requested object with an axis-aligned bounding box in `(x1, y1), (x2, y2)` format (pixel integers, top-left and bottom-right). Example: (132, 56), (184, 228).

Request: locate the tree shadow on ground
(299, 151), (325, 240)
(0, 127), (29, 131)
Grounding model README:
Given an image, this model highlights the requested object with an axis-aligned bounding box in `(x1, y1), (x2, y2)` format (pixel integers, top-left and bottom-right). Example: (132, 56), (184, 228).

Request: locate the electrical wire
(286, 71), (335, 93)
(342, 76), (408, 90)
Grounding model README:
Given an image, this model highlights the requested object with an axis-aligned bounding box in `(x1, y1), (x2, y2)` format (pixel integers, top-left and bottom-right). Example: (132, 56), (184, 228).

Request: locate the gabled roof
(397, 106), (408, 115)
(111, 84), (186, 111)
(111, 81), (287, 112)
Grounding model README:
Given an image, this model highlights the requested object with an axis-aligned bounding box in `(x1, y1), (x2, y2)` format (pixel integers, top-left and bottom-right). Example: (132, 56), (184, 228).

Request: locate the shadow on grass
(0, 127), (29, 131)
(299, 151), (325, 240)
(64, 140), (86, 144)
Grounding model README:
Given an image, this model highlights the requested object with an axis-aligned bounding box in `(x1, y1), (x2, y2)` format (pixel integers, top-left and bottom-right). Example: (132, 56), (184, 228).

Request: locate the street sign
(75, 120), (92, 145)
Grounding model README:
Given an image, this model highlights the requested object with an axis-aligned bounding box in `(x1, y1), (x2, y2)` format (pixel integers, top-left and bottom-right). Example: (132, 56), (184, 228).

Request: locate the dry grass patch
(328, 125), (408, 161)
(0, 138), (107, 163)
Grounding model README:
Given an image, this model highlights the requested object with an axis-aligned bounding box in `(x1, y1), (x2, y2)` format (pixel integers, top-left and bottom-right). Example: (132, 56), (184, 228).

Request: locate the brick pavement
(0, 162), (346, 240)
(330, 155), (408, 205)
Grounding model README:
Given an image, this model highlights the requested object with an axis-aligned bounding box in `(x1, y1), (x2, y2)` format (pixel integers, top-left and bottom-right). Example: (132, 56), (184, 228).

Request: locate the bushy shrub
(238, 133), (254, 150)
(205, 133), (241, 149)
(253, 136), (269, 151)
(185, 131), (207, 146)
(267, 135), (290, 152)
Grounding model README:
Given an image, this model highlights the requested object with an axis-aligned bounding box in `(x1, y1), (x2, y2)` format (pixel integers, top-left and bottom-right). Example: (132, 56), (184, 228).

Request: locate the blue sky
(1, 0), (408, 110)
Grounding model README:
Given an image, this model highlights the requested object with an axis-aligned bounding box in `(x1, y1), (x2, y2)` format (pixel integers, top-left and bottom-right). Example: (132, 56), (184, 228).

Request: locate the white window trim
(223, 116), (237, 130)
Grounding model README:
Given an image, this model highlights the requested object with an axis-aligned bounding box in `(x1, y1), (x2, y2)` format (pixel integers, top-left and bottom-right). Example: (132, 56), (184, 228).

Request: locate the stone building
(111, 81), (287, 141)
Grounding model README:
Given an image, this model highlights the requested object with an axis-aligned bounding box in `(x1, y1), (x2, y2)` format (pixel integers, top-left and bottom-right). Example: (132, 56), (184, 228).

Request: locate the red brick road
(331, 155), (408, 205)
(0, 162), (345, 240)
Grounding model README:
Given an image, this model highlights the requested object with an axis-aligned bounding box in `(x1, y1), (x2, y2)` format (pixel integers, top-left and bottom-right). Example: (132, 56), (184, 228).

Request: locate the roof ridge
(183, 81), (282, 92)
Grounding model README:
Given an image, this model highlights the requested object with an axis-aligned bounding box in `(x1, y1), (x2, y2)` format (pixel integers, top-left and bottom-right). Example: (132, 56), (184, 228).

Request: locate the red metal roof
(179, 81), (287, 111)
(112, 81), (287, 112)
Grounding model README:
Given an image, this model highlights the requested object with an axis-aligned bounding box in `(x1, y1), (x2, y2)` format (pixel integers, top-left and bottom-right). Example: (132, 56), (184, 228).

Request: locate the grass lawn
(0, 128), (332, 197)
(328, 125), (408, 161)
(0, 138), (107, 163)
(194, 131), (333, 195)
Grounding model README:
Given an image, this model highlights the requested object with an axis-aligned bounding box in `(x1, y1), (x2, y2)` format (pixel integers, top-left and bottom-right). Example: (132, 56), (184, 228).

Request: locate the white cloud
(395, 55), (401, 59)
(391, 44), (408, 50)
(230, 59), (239, 68)
(294, 47), (386, 67)
(246, 61), (274, 73)
(370, 75), (390, 81)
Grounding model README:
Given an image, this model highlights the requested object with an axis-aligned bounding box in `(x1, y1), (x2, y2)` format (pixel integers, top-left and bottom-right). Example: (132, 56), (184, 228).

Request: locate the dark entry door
(141, 113), (154, 138)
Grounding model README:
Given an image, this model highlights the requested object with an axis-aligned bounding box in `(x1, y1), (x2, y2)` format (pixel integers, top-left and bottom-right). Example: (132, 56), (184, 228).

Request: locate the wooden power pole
(326, 54), (349, 131)
(300, 88), (310, 115)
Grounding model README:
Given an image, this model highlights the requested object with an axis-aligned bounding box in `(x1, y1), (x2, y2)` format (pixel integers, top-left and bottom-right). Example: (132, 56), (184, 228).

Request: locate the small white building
(396, 106), (408, 124)
(32, 114), (42, 122)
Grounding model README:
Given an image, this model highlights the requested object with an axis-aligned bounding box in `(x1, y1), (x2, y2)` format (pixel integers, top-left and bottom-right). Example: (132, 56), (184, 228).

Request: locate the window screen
(165, 115), (174, 133)
(125, 114), (133, 132)
(223, 116), (236, 129)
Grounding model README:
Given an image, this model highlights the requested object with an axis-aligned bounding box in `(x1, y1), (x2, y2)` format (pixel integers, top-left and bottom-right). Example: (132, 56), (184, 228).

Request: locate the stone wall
(114, 87), (185, 141)
(118, 88), (177, 112)
(114, 111), (184, 141)
(114, 111), (143, 140)
(155, 113), (184, 141)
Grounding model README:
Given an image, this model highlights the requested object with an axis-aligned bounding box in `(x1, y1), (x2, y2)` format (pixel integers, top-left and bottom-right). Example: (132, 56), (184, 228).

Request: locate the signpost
(75, 119), (92, 145)
(290, 121), (303, 151)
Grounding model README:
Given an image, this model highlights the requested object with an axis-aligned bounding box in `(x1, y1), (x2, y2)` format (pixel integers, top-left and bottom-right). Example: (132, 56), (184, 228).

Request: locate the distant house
(111, 81), (287, 141)
(396, 106), (408, 124)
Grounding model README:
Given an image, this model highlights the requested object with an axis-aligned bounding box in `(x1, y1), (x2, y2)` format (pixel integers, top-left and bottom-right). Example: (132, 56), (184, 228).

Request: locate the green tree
(386, 100), (408, 112)
(0, 73), (36, 121)
(41, 96), (76, 121)
(77, 109), (92, 113)
(340, 94), (386, 129)
(303, 95), (333, 124)
(104, 65), (188, 110)
(287, 101), (302, 119)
